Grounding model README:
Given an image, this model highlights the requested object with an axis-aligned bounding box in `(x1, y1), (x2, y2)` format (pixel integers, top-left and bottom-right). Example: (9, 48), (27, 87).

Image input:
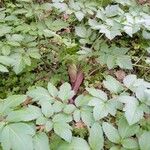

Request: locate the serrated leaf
(54, 122), (72, 142)
(33, 132), (50, 150)
(0, 56), (14, 66)
(27, 87), (53, 102)
(1, 95), (27, 114)
(40, 101), (54, 117)
(57, 137), (90, 150)
(139, 132), (150, 150)
(102, 122), (120, 144)
(6, 105), (42, 122)
(119, 96), (144, 125)
(1, 123), (35, 150)
(118, 118), (139, 138)
(0, 64), (9, 72)
(75, 11), (84, 21)
(122, 138), (139, 149)
(75, 26), (87, 38)
(63, 104), (76, 114)
(52, 113), (72, 123)
(73, 109), (80, 122)
(81, 109), (94, 127)
(86, 88), (107, 101)
(52, 101), (64, 113)
(103, 75), (124, 93)
(47, 82), (58, 97)
(58, 82), (74, 102)
(88, 123), (104, 150)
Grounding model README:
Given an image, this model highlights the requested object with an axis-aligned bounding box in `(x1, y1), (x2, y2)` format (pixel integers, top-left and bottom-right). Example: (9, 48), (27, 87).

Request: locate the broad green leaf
(57, 137), (90, 150)
(63, 104), (76, 114)
(58, 82), (74, 102)
(54, 122), (72, 142)
(73, 109), (81, 122)
(103, 75), (124, 93)
(6, 105), (42, 122)
(117, 56), (133, 69)
(47, 82), (58, 97)
(1, 123), (35, 150)
(33, 132), (50, 150)
(102, 122), (120, 144)
(52, 113), (72, 123)
(11, 54), (25, 74)
(88, 123), (104, 150)
(52, 101), (64, 113)
(75, 95), (91, 107)
(1, 95), (27, 114)
(75, 26), (87, 38)
(0, 25), (12, 37)
(45, 19), (69, 31)
(139, 132), (150, 150)
(86, 88), (107, 101)
(122, 138), (139, 149)
(91, 100), (108, 120)
(119, 96), (144, 125)
(27, 87), (53, 102)
(118, 118), (139, 138)
(0, 64), (9, 72)
(1, 45), (11, 56)
(27, 48), (41, 59)
(81, 108), (95, 127)
(0, 56), (14, 66)
(75, 11), (85, 21)
(45, 120), (53, 132)
(40, 101), (54, 117)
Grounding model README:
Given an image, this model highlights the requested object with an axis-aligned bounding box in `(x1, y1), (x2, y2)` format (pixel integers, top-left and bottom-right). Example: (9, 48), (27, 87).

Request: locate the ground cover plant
(0, 0), (150, 150)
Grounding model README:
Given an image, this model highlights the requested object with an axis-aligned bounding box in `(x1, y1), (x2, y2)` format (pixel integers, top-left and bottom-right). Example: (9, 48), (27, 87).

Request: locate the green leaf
(73, 109), (80, 122)
(88, 123), (104, 150)
(139, 132), (150, 150)
(117, 56), (133, 69)
(89, 99), (108, 120)
(75, 26), (87, 38)
(75, 11), (85, 21)
(54, 122), (72, 142)
(45, 19), (69, 31)
(103, 75), (124, 93)
(33, 132), (50, 150)
(1, 123), (35, 150)
(122, 138), (139, 149)
(40, 100), (54, 117)
(6, 105), (42, 122)
(11, 53), (25, 74)
(81, 108), (94, 127)
(57, 137), (90, 150)
(118, 118), (139, 138)
(86, 88), (107, 101)
(0, 25), (12, 37)
(52, 101), (64, 113)
(63, 104), (76, 114)
(47, 82), (58, 97)
(0, 95), (27, 114)
(0, 56), (14, 66)
(58, 82), (74, 102)
(52, 114), (72, 123)
(0, 64), (9, 72)
(102, 122), (120, 144)
(75, 95), (91, 107)
(27, 87), (53, 102)
(119, 96), (144, 125)
(45, 120), (53, 132)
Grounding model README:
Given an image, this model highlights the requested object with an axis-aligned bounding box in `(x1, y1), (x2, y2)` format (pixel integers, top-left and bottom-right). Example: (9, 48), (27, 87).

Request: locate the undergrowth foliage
(0, 75), (150, 150)
(0, 0), (150, 150)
